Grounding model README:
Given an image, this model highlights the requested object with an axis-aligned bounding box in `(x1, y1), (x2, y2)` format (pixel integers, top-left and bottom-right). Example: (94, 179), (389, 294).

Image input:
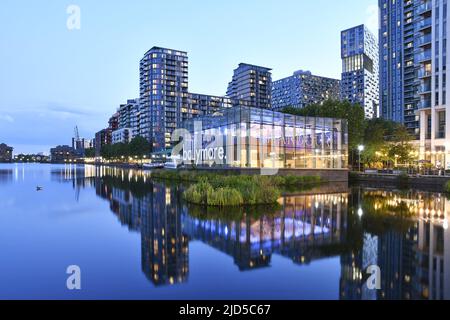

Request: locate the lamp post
(358, 145), (365, 172)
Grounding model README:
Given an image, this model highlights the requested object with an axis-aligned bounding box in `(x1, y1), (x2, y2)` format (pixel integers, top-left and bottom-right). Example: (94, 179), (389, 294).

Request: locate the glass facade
(180, 106), (348, 170)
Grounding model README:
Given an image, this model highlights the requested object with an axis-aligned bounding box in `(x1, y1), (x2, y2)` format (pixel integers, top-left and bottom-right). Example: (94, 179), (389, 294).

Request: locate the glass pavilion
(180, 106), (348, 170)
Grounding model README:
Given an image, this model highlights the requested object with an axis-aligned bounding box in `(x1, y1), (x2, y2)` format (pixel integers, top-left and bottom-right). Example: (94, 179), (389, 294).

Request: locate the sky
(0, 0), (378, 154)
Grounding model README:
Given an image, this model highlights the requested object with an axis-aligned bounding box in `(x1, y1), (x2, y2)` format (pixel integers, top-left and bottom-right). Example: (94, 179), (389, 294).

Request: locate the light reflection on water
(0, 163), (449, 300)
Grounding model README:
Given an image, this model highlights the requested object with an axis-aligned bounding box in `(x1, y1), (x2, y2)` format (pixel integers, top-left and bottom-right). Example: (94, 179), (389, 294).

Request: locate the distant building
(340, 24), (379, 119)
(72, 137), (92, 158)
(118, 99), (141, 136)
(0, 143), (13, 162)
(14, 154), (50, 163)
(108, 113), (119, 131)
(272, 70), (340, 111)
(112, 128), (134, 144)
(50, 145), (77, 163)
(227, 63), (272, 109)
(94, 128), (112, 157)
(72, 138), (92, 151)
(189, 93), (232, 117)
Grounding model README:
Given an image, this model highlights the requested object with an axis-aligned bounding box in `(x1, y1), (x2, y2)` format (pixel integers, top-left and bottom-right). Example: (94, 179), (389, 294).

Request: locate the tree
(360, 118), (416, 169)
(129, 136), (151, 159)
(100, 136), (151, 161)
(101, 144), (113, 160)
(388, 125), (416, 167)
(84, 148), (95, 158)
(362, 118), (397, 168)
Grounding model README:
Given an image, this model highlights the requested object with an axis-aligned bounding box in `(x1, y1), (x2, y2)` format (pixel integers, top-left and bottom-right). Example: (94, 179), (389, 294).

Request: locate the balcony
(420, 99), (432, 109)
(419, 83), (432, 94)
(418, 67), (432, 78)
(404, 91), (416, 99)
(417, 34), (432, 47)
(416, 50), (432, 62)
(416, 1), (432, 15)
(415, 18), (432, 31)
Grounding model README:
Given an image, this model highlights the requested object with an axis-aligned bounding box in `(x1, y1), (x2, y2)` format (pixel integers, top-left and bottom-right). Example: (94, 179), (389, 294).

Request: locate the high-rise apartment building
(139, 47), (234, 153)
(379, 0), (419, 137)
(381, 0), (450, 166)
(140, 47), (189, 152)
(272, 70), (340, 111)
(341, 24), (380, 119)
(415, 0), (450, 167)
(226, 63), (272, 109)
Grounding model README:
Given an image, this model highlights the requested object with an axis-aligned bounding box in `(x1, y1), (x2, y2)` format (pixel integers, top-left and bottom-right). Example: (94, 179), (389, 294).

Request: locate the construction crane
(74, 126), (80, 141)
(72, 126), (85, 156)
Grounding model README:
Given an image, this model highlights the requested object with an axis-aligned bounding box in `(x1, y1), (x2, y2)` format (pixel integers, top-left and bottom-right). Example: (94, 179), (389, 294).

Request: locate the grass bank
(150, 170), (322, 207)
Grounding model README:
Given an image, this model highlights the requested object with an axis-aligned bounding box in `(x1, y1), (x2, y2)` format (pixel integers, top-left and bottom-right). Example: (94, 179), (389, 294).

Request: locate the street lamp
(358, 145), (365, 172)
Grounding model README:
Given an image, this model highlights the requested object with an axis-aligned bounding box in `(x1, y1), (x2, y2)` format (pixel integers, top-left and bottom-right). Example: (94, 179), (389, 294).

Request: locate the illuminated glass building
(180, 106), (348, 175)
(341, 25), (379, 119)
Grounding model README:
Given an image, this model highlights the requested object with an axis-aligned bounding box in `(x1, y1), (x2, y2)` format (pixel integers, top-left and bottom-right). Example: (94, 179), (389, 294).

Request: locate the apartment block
(272, 70), (340, 111)
(139, 47), (189, 152)
(341, 24), (379, 119)
(227, 63), (272, 109)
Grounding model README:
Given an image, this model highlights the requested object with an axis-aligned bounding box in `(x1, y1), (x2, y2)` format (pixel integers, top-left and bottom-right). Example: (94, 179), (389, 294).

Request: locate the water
(0, 163), (449, 300)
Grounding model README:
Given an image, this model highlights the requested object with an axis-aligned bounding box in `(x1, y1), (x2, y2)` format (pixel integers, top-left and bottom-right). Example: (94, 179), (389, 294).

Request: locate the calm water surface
(0, 164), (449, 300)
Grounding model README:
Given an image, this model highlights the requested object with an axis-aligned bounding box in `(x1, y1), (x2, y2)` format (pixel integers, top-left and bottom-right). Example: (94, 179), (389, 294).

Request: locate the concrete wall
(353, 173), (449, 189)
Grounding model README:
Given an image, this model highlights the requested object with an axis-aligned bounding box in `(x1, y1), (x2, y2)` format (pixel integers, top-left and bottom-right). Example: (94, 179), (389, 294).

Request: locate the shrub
(207, 187), (243, 207)
(183, 180), (214, 205)
(445, 181), (450, 194)
(154, 170), (322, 207)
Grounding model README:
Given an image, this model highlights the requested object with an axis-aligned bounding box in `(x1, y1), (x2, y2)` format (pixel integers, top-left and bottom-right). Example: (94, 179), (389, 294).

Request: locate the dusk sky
(0, 0), (377, 154)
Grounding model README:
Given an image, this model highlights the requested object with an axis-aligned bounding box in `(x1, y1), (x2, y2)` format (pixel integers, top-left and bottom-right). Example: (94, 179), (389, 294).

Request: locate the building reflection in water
(0, 169), (13, 185)
(54, 165), (450, 299)
(341, 188), (450, 300)
(183, 193), (348, 271)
